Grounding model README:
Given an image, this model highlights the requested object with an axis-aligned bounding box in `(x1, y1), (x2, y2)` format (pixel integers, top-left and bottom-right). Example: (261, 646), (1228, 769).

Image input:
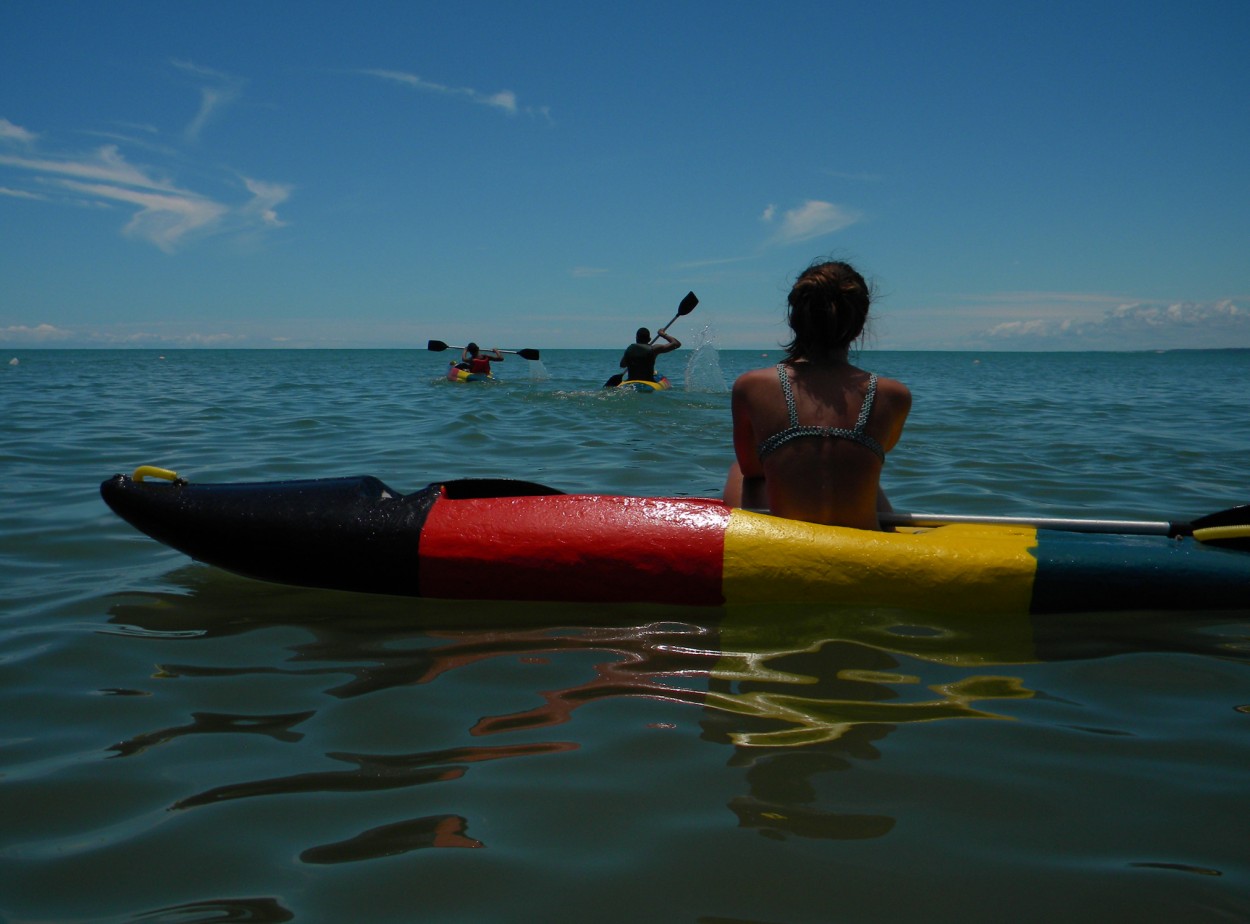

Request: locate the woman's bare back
(727, 360), (910, 528)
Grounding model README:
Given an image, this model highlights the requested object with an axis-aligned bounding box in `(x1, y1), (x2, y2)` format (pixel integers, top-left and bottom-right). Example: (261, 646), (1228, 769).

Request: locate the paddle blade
(516, 348), (541, 361)
(1190, 504), (1250, 550)
(427, 340), (449, 352)
(678, 292), (698, 315)
(1190, 504), (1250, 530)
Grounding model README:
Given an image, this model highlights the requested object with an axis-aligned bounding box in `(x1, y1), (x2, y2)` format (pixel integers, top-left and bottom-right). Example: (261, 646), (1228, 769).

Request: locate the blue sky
(3, 0), (1248, 351)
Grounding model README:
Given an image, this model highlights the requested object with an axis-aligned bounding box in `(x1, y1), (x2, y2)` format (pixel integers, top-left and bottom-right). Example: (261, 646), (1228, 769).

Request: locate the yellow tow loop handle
(133, 465), (182, 483)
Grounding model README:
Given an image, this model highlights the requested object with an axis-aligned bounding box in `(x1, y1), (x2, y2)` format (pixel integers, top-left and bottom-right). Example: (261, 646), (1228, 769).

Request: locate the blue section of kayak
(1031, 529), (1249, 613)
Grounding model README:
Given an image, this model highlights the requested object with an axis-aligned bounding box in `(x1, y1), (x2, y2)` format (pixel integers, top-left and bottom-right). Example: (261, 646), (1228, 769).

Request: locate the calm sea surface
(2, 346), (1248, 923)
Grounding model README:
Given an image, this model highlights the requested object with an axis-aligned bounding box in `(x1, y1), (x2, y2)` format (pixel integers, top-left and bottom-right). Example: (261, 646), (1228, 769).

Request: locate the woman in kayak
(722, 260), (911, 530)
(457, 343), (505, 375)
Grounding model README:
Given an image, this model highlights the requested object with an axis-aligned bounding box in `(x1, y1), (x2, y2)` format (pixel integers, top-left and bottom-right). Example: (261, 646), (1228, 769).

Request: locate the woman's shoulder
(870, 370), (909, 391)
(732, 364), (781, 390)
(870, 373), (912, 413)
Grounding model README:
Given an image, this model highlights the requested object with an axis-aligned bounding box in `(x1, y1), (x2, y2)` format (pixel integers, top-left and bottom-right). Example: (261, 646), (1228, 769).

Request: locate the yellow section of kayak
(619, 377), (670, 391)
(720, 509), (1039, 614)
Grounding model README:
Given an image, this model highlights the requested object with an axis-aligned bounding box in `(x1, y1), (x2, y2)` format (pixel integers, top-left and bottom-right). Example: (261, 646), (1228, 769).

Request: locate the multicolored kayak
(446, 363), (493, 383)
(100, 468), (1249, 615)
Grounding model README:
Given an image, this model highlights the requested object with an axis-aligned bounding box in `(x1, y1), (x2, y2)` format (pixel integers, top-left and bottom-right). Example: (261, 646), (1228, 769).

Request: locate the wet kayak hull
(100, 473), (1250, 615)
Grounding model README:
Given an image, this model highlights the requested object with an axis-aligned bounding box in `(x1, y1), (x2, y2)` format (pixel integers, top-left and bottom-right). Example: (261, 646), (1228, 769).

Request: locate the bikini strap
(855, 374), (878, 432)
(776, 364), (799, 426)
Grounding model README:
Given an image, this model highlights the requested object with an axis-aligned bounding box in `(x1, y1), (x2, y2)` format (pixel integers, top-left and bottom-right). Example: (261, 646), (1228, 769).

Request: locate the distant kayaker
(722, 260), (911, 530)
(619, 327), (681, 383)
(457, 343), (504, 375)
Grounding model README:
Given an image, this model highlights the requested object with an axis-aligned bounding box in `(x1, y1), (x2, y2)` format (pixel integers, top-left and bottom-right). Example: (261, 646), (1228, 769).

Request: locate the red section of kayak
(418, 493), (730, 605)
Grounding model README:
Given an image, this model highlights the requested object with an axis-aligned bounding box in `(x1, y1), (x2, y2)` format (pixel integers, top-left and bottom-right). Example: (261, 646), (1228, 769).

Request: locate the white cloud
(172, 60), (246, 142)
(0, 323), (74, 343)
(361, 69), (539, 117)
(0, 185), (44, 200)
(1, 118), (39, 145)
(769, 200), (862, 245)
(0, 144), (178, 191)
(61, 179), (228, 251)
(0, 323), (250, 347)
(1, 133), (290, 252)
(483, 90), (518, 115)
(113, 330), (248, 346)
(979, 298), (1250, 349)
(241, 177), (292, 228)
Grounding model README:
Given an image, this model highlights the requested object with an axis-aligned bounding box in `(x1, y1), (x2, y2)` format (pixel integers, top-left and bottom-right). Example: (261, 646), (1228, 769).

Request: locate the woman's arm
(724, 373), (766, 506)
(730, 374), (764, 478)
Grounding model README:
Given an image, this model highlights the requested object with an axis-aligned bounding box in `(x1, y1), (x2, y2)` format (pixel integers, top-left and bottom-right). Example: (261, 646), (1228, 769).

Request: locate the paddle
(604, 291), (699, 388)
(649, 290), (699, 345)
(427, 340), (541, 361)
(879, 505), (1250, 550)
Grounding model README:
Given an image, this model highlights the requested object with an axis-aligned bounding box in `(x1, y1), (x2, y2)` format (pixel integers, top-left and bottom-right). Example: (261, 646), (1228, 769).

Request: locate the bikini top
(756, 364), (885, 462)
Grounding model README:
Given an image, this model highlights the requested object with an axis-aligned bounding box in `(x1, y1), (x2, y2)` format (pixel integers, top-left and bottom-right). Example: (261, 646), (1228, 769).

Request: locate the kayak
(602, 373), (672, 390)
(446, 363), (493, 383)
(100, 469), (1250, 615)
(618, 376), (671, 392)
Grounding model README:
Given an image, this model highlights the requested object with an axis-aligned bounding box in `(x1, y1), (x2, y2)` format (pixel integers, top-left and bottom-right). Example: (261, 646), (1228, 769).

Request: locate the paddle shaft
(747, 504), (1247, 548)
(880, 511), (1186, 536)
(746, 507), (1187, 535)
(427, 341), (540, 360)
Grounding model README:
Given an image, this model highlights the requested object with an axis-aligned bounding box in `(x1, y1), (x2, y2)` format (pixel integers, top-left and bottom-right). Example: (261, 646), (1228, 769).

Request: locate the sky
(2, 0), (1249, 351)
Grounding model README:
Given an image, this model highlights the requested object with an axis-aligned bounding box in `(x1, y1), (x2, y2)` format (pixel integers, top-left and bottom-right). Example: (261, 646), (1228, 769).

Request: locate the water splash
(683, 325), (728, 393)
(526, 359), (551, 383)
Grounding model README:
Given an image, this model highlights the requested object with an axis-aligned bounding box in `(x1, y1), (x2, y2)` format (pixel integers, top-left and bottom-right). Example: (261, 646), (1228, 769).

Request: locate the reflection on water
(101, 566), (1063, 849)
(109, 710), (315, 758)
(133, 896), (295, 922)
(729, 794), (895, 841)
(171, 741), (575, 811)
(301, 814), (483, 864)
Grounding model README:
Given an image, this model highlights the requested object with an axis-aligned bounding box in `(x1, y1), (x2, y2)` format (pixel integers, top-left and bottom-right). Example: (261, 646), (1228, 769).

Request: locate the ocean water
(2, 345), (1248, 923)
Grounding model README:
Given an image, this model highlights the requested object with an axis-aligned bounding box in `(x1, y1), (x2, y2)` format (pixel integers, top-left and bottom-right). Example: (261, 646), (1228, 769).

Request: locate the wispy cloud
(0, 113), (290, 252)
(0, 143), (176, 190)
(569, 266), (608, 278)
(0, 323), (73, 343)
(0, 322), (248, 346)
(976, 298), (1250, 349)
(62, 179), (228, 251)
(671, 201), (862, 271)
(241, 177), (292, 228)
(762, 199), (862, 245)
(360, 69), (549, 119)
(1, 118), (38, 145)
(0, 185), (44, 200)
(172, 59), (246, 142)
